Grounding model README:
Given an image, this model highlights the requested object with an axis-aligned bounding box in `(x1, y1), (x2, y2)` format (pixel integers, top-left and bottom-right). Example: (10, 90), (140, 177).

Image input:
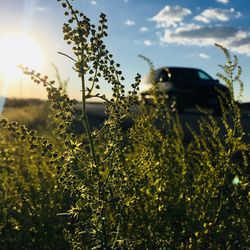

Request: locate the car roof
(155, 66), (205, 80)
(141, 67), (212, 85)
(156, 66), (204, 73)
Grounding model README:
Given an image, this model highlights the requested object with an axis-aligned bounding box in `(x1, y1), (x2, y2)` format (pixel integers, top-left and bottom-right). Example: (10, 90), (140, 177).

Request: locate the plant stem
(80, 63), (98, 168)
(65, 0), (98, 168)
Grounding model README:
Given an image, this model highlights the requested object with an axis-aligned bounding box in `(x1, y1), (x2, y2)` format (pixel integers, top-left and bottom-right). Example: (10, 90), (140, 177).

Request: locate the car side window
(198, 70), (211, 80)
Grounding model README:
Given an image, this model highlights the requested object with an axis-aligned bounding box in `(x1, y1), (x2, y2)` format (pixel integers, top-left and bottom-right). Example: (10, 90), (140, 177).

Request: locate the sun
(0, 32), (44, 80)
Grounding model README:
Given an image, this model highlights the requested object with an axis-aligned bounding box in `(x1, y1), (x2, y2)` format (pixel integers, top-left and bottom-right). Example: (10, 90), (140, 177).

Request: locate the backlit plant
(0, 0), (249, 249)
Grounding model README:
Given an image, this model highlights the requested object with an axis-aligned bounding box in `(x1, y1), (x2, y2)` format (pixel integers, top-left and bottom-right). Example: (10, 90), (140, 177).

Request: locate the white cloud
(199, 53), (210, 59)
(161, 25), (235, 46)
(151, 5), (192, 28)
(124, 0), (128, 2)
(134, 40), (155, 46)
(90, 1), (97, 5)
(195, 8), (241, 23)
(149, 4), (250, 56)
(144, 40), (153, 46)
(140, 27), (149, 33)
(124, 19), (135, 26)
(160, 24), (250, 56)
(35, 6), (48, 12)
(216, 0), (229, 4)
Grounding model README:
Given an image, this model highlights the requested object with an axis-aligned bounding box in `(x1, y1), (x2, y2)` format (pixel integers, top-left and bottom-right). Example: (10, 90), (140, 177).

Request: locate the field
(2, 98), (250, 142)
(0, 1), (250, 249)
(1, 97), (249, 249)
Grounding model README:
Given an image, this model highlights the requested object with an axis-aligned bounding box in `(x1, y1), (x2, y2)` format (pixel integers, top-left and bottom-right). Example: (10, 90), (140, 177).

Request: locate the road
(83, 102), (250, 143)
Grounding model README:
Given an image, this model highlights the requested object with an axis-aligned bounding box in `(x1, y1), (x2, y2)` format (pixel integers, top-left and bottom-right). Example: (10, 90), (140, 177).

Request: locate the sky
(0, 0), (250, 102)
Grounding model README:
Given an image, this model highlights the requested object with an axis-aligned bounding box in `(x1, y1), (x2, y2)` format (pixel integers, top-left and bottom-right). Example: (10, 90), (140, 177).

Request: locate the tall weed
(0, 0), (249, 249)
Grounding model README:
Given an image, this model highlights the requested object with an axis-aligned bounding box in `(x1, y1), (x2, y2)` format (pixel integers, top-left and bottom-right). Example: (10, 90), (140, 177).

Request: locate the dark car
(140, 67), (229, 113)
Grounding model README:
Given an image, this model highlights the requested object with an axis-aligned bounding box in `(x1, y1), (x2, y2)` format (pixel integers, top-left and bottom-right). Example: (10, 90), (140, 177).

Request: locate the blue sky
(0, 0), (250, 101)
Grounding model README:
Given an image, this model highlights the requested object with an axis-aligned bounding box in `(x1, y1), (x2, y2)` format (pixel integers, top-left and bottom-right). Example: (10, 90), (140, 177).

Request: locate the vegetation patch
(0, 0), (249, 249)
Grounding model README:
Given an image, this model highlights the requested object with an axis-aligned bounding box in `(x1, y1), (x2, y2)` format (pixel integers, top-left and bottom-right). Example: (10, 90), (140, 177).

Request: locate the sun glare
(0, 33), (44, 80)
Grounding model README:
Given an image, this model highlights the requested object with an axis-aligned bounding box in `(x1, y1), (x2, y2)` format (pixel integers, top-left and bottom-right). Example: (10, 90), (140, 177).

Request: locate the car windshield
(169, 68), (213, 81)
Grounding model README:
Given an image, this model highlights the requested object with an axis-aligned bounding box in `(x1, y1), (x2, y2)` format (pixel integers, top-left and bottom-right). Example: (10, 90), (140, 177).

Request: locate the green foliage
(0, 122), (70, 249)
(0, 0), (249, 249)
